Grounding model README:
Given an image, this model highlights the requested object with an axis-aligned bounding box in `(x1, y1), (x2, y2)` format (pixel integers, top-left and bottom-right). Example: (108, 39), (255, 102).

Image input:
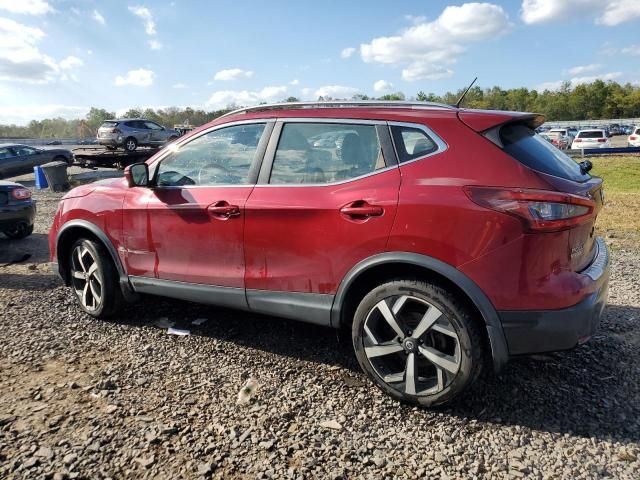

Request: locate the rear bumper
(97, 137), (123, 147)
(0, 202), (36, 229)
(498, 237), (610, 355)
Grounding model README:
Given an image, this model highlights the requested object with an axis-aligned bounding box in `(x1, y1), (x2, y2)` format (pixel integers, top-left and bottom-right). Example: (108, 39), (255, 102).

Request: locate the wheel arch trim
(55, 219), (135, 298)
(331, 252), (509, 371)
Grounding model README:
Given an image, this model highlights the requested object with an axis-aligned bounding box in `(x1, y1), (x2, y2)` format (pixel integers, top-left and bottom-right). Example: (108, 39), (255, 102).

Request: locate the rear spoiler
(457, 109), (545, 132)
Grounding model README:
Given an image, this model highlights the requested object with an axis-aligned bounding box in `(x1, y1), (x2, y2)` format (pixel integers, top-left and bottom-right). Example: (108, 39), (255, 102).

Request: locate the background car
(571, 129), (611, 149)
(0, 144), (73, 179)
(546, 129), (573, 149)
(97, 119), (180, 152)
(628, 126), (640, 147)
(0, 181), (35, 239)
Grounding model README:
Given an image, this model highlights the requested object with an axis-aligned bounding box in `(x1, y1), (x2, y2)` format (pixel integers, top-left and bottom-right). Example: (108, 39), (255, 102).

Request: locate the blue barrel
(34, 166), (49, 189)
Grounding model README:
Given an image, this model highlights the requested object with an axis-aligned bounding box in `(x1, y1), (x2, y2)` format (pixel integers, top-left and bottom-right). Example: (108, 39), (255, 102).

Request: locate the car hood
(0, 180), (24, 188)
(62, 177), (127, 199)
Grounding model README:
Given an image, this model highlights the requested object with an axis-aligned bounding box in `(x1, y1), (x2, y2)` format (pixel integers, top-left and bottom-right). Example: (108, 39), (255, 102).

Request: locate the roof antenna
(454, 77), (478, 108)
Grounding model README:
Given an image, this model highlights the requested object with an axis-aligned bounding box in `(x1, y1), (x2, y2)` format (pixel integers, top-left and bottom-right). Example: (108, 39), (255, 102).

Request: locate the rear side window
(269, 123), (384, 184)
(500, 124), (589, 182)
(577, 131), (604, 138)
(391, 126), (438, 163)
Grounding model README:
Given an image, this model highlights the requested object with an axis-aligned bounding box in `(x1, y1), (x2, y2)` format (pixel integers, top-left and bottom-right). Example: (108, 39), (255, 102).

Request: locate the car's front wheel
(352, 279), (484, 407)
(68, 238), (123, 318)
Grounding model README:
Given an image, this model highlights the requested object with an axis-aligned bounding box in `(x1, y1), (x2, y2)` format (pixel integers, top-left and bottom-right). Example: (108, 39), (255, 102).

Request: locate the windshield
(500, 124), (589, 182)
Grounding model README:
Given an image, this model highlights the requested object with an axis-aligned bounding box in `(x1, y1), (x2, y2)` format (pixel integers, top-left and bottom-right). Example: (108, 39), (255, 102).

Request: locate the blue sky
(0, 0), (639, 124)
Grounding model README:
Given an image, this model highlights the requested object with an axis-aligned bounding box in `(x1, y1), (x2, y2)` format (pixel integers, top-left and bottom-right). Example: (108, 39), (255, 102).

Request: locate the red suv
(49, 102), (609, 406)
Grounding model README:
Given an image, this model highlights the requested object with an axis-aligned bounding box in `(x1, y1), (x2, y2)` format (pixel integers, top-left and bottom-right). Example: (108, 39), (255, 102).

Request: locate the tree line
(1, 80), (639, 139)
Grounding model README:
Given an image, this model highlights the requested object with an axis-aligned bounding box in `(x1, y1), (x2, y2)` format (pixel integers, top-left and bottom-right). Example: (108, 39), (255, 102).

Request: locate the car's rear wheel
(53, 155), (73, 167)
(68, 238), (123, 318)
(124, 137), (138, 152)
(3, 222), (33, 239)
(352, 279), (484, 407)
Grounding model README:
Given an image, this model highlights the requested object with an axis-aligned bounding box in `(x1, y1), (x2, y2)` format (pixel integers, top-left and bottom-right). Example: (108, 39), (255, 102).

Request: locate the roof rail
(218, 100), (456, 119)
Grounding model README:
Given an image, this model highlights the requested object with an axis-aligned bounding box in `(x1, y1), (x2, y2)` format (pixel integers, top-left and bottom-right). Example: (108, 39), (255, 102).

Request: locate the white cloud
(301, 87), (313, 97)
(404, 14), (427, 25)
(315, 85), (359, 98)
(566, 63), (601, 75)
(206, 86), (288, 109)
(621, 44), (640, 56)
(128, 5), (156, 35)
(114, 68), (155, 87)
(172, 83), (187, 89)
(0, 104), (87, 125)
(59, 56), (83, 70)
(290, 78), (299, 85)
(373, 80), (393, 93)
(148, 39), (162, 50)
(340, 47), (356, 59)
(213, 68), (254, 81)
(0, 18), (81, 84)
(537, 71), (623, 90)
(0, 0), (52, 15)
(521, 0), (640, 26)
(93, 10), (105, 25)
(360, 3), (512, 81)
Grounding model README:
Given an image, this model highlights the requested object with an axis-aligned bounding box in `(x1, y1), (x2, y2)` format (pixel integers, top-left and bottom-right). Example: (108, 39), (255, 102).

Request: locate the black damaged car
(0, 181), (35, 239)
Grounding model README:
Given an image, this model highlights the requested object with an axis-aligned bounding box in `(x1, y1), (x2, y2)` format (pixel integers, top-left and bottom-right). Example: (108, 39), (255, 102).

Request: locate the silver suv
(97, 119), (179, 152)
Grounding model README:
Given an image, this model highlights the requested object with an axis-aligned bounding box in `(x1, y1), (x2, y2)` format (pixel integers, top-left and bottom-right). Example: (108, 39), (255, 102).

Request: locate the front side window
(156, 123), (265, 187)
(391, 126), (439, 163)
(145, 121), (163, 130)
(269, 123), (384, 184)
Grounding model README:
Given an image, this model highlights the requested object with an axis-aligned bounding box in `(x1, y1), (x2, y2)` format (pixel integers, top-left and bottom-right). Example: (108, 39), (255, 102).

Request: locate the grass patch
(587, 155), (640, 193)
(585, 156), (640, 246)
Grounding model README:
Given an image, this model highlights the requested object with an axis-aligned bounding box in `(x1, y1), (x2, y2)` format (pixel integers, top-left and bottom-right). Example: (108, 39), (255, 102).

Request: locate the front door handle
(340, 201), (384, 219)
(208, 201), (240, 219)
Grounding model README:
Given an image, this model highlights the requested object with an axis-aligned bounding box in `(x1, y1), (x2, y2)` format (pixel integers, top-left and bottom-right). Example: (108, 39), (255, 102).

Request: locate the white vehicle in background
(628, 126), (640, 147)
(549, 128), (575, 142)
(571, 129), (610, 149)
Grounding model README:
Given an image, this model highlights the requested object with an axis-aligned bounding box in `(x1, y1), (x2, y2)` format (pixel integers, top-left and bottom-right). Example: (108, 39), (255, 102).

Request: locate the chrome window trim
(387, 121), (448, 167)
(150, 119), (272, 189)
(256, 117), (394, 188)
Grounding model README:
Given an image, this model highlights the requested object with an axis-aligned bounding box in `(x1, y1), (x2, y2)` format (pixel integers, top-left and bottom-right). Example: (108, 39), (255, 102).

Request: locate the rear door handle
(208, 201), (240, 219)
(340, 201), (384, 218)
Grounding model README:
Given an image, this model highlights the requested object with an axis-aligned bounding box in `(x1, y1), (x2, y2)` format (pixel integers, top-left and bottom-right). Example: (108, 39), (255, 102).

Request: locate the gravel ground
(0, 187), (639, 480)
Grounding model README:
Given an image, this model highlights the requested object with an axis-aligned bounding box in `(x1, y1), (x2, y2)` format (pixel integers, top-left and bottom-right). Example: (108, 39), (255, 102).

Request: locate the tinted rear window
(100, 121), (118, 128)
(578, 131), (604, 138)
(500, 124), (589, 182)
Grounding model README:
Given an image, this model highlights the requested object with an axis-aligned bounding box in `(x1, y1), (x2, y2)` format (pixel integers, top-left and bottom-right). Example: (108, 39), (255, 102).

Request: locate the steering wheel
(158, 170), (196, 186)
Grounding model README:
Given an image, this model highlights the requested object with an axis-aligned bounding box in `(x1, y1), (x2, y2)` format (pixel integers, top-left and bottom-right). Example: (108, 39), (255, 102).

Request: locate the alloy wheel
(362, 295), (461, 396)
(70, 244), (103, 311)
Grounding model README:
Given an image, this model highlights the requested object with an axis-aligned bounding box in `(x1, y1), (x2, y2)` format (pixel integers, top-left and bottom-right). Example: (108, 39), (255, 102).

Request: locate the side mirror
(124, 163), (149, 187)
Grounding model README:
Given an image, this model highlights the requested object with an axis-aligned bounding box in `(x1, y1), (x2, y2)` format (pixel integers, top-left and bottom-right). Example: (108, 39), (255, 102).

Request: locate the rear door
(243, 119), (400, 302)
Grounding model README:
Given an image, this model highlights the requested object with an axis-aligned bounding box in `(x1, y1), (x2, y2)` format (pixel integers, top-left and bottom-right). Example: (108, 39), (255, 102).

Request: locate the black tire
(352, 279), (485, 407)
(106, 146), (117, 151)
(68, 238), (124, 318)
(124, 137), (138, 152)
(3, 222), (33, 239)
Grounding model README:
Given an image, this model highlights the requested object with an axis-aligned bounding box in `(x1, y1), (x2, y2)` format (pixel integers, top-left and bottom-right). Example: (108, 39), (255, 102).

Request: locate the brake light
(11, 188), (32, 200)
(597, 138), (606, 143)
(110, 128), (122, 134)
(574, 138), (582, 142)
(630, 136), (637, 140)
(464, 186), (594, 232)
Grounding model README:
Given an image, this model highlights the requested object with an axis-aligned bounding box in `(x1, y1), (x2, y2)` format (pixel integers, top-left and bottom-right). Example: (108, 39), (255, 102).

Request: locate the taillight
(110, 128), (122, 134)
(597, 138), (606, 143)
(12, 188), (32, 200)
(464, 186), (594, 233)
(630, 136), (637, 140)
(574, 138), (582, 142)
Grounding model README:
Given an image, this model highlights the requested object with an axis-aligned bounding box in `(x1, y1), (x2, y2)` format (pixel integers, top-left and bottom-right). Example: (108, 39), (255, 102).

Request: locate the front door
(244, 120), (400, 296)
(128, 122), (270, 288)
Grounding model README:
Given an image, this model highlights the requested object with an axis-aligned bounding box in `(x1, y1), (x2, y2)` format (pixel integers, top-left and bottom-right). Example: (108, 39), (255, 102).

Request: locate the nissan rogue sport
(49, 101), (609, 406)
